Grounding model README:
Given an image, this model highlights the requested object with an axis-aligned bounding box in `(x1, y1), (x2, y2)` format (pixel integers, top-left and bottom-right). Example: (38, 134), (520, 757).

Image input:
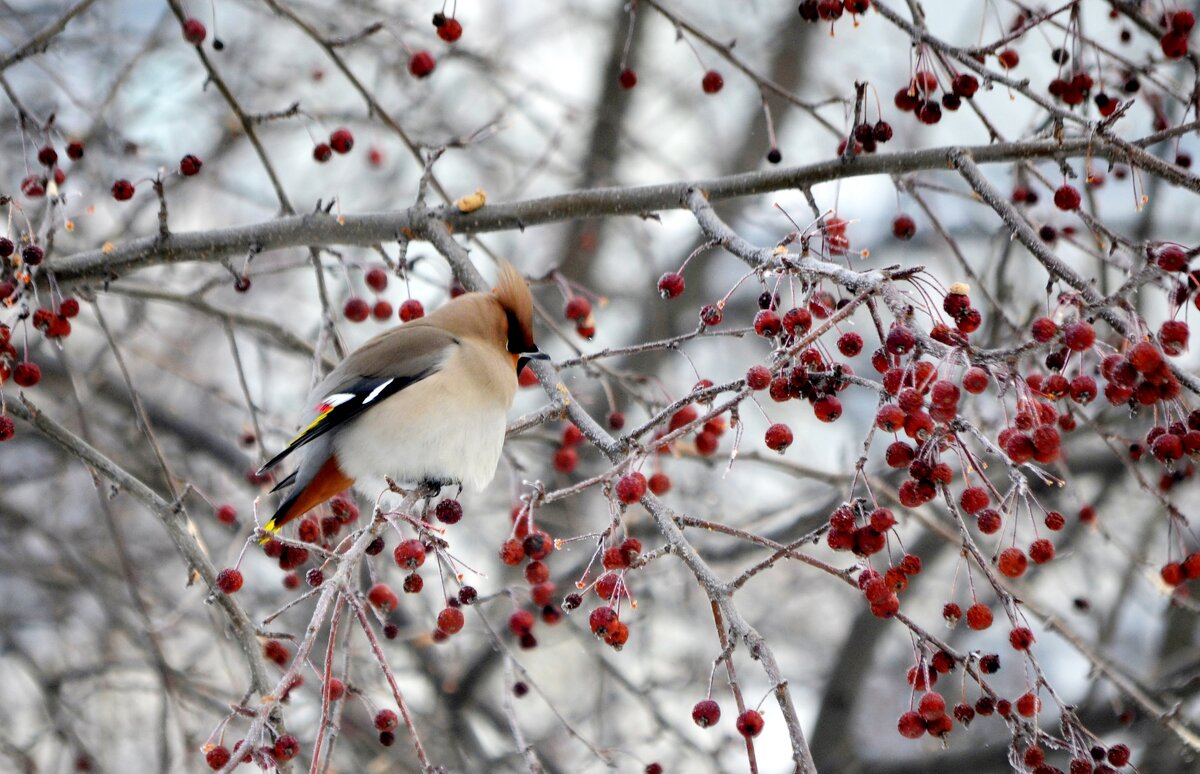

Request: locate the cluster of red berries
(1098, 339), (1181, 409)
(343, 267), (425, 324)
(313, 127), (355, 163)
(743, 295), (847, 425)
(840, 118), (893, 156)
(260, 494), (359, 588)
(798, 0), (871, 24)
(1160, 10), (1194, 59)
(893, 69), (980, 125)
(561, 294), (595, 338)
(854, 550), (923, 618)
(1131, 410), (1200, 478)
(19, 140), (84, 199)
(497, 507), (565, 646)
(1048, 61), (1096, 108)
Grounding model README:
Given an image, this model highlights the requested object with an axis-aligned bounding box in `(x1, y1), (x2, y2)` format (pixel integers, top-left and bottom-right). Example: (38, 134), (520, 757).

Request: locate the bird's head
(492, 261), (548, 372)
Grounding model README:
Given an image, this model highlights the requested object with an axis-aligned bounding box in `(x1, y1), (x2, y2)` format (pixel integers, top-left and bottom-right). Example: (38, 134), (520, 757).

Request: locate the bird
(257, 261), (546, 537)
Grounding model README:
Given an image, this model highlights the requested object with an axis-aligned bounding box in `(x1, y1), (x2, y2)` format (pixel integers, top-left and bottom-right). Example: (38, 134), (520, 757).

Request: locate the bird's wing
(258, 325), (456, 475)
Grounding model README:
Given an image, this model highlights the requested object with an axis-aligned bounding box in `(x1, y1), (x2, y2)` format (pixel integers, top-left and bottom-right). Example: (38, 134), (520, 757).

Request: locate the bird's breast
(332, 340), (517, 490)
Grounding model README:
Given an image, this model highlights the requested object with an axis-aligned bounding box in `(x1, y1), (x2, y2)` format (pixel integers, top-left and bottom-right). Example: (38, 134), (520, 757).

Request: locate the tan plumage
(259, 262), (543, 535)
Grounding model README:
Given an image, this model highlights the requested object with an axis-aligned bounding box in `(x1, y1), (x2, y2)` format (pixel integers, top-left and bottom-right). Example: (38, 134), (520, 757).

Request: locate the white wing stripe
(362, 379), (395, 405)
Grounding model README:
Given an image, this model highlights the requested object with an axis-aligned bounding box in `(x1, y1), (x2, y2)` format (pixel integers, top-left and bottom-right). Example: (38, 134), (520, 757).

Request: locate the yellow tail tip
(257, 520), (280, 545)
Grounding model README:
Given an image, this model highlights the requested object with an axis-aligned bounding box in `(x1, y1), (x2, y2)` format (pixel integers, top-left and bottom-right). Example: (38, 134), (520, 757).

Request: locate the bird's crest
(493, 261), (537, 354)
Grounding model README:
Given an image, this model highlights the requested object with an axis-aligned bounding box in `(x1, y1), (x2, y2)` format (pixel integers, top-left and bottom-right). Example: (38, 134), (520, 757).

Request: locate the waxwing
(258, 261), (546, 534)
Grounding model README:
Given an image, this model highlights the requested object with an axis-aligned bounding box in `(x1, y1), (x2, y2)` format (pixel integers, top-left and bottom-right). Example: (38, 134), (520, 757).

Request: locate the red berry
(764, 423), (793, 452)
(66, 141), (84, 160)
(701, 70), (724, 94)
(215, 504), (237, 525)
(399, 299), (425, 321)
(692, 699), (721, 727)
(330, 128), (354, 154)
(182, 18), (207, 44)
(1162, 31), (1189, 59)
(616, 472), (647, 504)
(1015, 692), (1041, 717)
(343, 297), (369, 322)
(273, 735), (299, 762)
(783, 307), (812, 335)
(1063, 321), (1096, 351)
(997, 48), (1020, 68)
(1054, 184), (1081, 210)
(205, 746), (231, 770)
(437, 606), (465, 635)
(588, 605), (618, 635)
(409, 51), (436, 78)
(998, 547), (1028, 578)
(179, 154), (203, 176)
(367, 583), (399, 612)
(216, 567), (243, 594)
(754, 309), (782, 337)
(111, 179), (135, 201)
(618, 68), (637, 89)
(437, 18), (463, 42)
(1029, 538), (1055, 564)
(892, 214), (916, 240)
(735, 709), (764, 738)
(885, 325), (915, 355)
(509, 609), (535, 636)
(1160, 320), (1189, 356)
(648, 472), (671, 495)
(897, 710), (926, 739)
(11, 360), (41, 388)
(372, 300), (393, 320)
(657, 272), (685, 299)
(917, 692), (945, 721)
(813, 395), (842, 423)
(313, 143), (332, 162)
(746, 365), (772, 390)
(563, 296), (591, 321)
(375, 708), (398, 731)
(1008, 624), (1036, 648)
(837, 331), (864, 357)
(393, 539), (426, 570)
(966, 603), (993, 630)
(37, 145), (58, 167)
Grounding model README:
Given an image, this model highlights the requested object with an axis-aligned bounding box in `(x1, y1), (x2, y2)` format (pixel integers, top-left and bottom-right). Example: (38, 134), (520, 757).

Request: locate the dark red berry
(701, 70), (724, 94)
(409, 51), (436, 78)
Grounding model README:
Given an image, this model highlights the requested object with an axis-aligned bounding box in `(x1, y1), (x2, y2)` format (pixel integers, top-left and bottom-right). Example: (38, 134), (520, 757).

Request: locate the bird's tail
(258, 455), (354, 543)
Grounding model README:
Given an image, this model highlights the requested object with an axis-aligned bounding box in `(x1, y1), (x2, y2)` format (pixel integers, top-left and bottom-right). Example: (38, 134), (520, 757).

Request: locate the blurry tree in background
(3, 0), (1200, 772)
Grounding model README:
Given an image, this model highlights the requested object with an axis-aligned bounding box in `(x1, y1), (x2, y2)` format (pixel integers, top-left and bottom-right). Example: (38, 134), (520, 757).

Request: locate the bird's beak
(516, 351), (551, 372)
